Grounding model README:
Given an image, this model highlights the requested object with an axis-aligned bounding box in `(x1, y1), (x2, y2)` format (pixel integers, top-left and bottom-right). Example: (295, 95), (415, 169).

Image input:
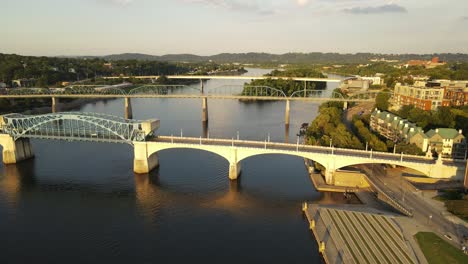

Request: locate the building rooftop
(426, 128), (462, 139)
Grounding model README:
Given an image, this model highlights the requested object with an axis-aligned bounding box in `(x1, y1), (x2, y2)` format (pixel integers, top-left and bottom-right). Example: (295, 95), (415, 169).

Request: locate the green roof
(426, 128), (461, 139)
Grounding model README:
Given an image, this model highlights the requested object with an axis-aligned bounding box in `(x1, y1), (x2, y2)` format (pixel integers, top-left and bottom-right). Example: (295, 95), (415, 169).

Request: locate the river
(0, 68), (351, 263)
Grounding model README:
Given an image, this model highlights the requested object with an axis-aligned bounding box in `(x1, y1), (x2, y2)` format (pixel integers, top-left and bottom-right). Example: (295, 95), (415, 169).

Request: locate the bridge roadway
(102, 75), (342, 83)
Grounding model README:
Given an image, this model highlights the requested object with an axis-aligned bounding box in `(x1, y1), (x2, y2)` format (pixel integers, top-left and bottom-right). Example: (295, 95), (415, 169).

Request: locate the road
(363, 164), (468, 247)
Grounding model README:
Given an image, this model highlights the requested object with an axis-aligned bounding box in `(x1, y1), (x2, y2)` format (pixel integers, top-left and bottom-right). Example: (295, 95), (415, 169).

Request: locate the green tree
(375, 89), (391, 110)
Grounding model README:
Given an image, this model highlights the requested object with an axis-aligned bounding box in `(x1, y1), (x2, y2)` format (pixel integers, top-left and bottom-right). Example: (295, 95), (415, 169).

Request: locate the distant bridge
(1, 84), (390, 124)
(101, 75), (342, 83)
(0, 112), (464, 183)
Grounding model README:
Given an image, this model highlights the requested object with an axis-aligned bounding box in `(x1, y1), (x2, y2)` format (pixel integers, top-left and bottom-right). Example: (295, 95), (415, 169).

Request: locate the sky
(1, 0), (468, 56)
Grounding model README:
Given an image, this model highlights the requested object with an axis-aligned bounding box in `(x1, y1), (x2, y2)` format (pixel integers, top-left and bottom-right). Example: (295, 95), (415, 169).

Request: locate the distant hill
(90, 52), (468, 64)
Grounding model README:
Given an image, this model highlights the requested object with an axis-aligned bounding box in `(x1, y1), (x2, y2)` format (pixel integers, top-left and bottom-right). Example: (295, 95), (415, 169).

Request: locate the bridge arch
(63, 86), (127, 95)
(129, 85), (199, 95)
(237, 150), (327, 169)
(206, 85), (287, 97)
(334, 160), (433, 178)
(145, 144), (232, 163)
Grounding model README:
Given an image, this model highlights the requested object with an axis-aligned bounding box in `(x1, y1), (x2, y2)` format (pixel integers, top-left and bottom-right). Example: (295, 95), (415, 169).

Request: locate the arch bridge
(1, 113), (458, 184)
(135, 136), (465, 183)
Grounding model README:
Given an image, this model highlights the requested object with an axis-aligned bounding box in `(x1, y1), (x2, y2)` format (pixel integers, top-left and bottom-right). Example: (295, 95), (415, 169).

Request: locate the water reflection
(0, 161), (36, 205)
(202, 121), (208, 138)
(134, 172), (162, 226)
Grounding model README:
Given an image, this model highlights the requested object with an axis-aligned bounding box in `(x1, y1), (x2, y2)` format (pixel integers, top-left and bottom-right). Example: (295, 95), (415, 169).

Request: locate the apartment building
(370, 109), (466, 158)
(394, 83), (444, 110)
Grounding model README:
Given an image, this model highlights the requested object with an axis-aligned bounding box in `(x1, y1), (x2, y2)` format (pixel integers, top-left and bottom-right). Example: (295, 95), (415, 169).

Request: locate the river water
(0, 69), (349, 263)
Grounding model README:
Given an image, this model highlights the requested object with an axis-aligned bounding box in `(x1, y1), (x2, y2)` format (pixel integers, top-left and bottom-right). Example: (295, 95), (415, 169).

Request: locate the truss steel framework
(1, 112), (147, 144)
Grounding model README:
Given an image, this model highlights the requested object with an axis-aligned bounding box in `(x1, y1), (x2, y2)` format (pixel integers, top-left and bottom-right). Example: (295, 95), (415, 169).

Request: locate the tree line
(243, 68), (326, 96)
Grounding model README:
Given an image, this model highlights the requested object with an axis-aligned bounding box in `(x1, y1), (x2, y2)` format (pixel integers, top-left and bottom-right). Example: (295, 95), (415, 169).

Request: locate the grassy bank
(433, 190), (468, 223)
(414, 232), (467, 264)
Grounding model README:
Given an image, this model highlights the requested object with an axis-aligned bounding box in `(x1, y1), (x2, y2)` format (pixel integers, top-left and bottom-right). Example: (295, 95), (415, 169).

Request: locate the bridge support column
(228, 148), (241, 180)
(125, 97), (133, 119)
(134, 142), (159, 174)
(343, 101), (348, 110)
(285, 100), (290, 126)
(202, 97), (208, 123)
(229, 161), (241, 180)
(52, 97), (61, 113)
(0, 134), (34, 164)
(325, 169), (335, 185)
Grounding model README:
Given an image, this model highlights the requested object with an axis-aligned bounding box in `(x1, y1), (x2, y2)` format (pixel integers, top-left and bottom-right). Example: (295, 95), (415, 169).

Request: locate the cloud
(98, 0), (135, 6)
(343, 3), (407, 14)
(296, 0), (309, 7)
(181, 0), (277, 15)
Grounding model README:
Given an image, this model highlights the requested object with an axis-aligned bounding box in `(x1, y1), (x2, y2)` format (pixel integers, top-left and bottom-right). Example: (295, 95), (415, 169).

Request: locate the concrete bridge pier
(229, 149), (241, 180)
(0, 134), (34, 164)
(229, 161), (241, 180)
(285, 100), (290, 126)
(51, 97), (61, 113)
(202, 97), (208, 123)
(133, 142), (159, 174)
(325, 170), (335, 185)
(125, 97), (133, 119)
